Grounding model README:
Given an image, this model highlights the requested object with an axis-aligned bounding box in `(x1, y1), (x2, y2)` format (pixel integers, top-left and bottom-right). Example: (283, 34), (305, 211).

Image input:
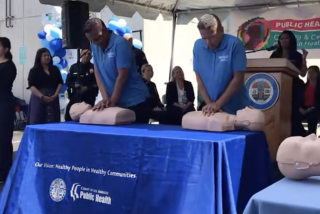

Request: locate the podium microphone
(246, 44), (278, 54)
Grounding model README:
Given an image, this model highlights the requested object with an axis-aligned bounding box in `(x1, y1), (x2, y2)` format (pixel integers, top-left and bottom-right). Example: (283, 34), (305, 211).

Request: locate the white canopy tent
(39, 0), (320, 78)
(39, 0), (320, 20)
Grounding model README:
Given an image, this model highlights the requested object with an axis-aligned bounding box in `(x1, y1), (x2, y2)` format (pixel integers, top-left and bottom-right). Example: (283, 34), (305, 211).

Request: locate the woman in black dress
(166, 66), (195, 125)
(27, 48), (63, 125)
(270, 30), (308, 136)
(0, 37), (17, 183)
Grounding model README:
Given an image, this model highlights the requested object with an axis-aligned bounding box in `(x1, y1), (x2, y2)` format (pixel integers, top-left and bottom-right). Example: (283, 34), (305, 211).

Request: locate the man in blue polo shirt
(83, 18), (151, 123)
(193, 14), (248, 115)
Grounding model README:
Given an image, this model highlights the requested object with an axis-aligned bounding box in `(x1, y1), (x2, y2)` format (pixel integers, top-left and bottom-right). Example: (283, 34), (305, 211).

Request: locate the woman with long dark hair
(270, 30), (308, 136)
(0, 37), (16, 183)
(27, 48), (63, 124)
(302, 66), (320, 134)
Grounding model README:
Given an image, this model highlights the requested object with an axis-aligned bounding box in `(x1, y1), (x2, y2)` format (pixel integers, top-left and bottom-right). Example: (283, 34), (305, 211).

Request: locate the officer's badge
(90, 69), (94, 73)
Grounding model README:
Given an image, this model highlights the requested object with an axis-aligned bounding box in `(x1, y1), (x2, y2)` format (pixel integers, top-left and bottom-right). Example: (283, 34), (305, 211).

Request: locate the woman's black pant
(167, 105), (195, 125)
(302, 106), (319, 135)
(127, 100), (152, 124)
(0, 93), (15, 181)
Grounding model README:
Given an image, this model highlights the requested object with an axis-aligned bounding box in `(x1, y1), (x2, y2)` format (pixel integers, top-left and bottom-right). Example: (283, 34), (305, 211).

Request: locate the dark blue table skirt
(0, 123), (273, 214)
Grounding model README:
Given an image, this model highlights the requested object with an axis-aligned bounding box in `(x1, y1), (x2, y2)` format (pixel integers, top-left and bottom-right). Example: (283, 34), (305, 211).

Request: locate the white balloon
(52, 56), (60, 63)
(61, 69), (68, 75)
(59, 97), (69, 111)
(118, 19), (127, 28)
(45, 33), (54, 42)
(44, 24), (53, 34)
(41, 5), (61, 26)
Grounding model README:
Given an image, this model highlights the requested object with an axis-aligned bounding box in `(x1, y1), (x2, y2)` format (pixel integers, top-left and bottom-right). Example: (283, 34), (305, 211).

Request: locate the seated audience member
(141, 64), (164, 110)
(141, 64), (167, 124)
(302, 66), (320, 134)
(166, 66), (195, 125)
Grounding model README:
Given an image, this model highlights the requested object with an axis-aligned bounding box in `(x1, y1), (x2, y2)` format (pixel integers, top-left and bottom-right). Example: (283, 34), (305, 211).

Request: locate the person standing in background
(27, 48), (63, 125)
(193, 14), (248, 115)
(65, 49), (98, 121)
(124, 34), (148, 74)
(302, 66), (320, 135)
(270, 30), (308, 136)
(0, 37), (17, 183)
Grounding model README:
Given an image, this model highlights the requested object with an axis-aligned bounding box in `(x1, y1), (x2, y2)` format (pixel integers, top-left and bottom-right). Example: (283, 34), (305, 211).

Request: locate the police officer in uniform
(65, 49), (98, 121)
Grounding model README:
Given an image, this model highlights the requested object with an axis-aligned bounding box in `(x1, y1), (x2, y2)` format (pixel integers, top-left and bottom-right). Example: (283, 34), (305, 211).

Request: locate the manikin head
(277, 134), (320, 180)
(70, 102), (92, 121)
(235, 107), (265, 131)
(197, 14), (224, 50)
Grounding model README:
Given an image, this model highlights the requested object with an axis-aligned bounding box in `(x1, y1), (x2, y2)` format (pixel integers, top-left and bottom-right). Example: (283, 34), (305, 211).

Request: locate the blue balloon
(50, 39), (62, 51)
(55, 21), (62, 29)
(59, 84), (67, 93)
(37, 31), (46, 39)
(124, 26), (132, 34)
(54, 49), (66, 58)
(50, 28), (61, 39)
(40, 39), (54, 56)
(60, 58), (68, 69)
(108, 17), (119, 22)
(61, 73), (67, 82)
(116, 27), (126, 36)
(107, 20), (120, 31)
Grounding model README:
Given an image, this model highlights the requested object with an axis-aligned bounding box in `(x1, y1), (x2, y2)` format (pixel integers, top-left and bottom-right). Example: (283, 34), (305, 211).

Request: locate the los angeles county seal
(245, 73), (279, 110)
(49, 178), (67, 202)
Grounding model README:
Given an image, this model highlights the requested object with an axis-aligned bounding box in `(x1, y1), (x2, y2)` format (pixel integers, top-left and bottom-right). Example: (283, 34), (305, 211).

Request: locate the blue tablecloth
(243, 176), (320, 214)
(0, 123), (272, 214)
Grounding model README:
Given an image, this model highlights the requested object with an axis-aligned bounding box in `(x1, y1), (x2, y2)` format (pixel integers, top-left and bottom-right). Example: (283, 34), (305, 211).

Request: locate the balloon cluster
(107, 17), (143, 50)
(37, 10), (67, 94)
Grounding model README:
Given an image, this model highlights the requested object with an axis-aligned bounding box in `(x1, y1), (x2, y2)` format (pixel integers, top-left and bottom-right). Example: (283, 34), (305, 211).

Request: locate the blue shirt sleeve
(232, 39), (247, 72)
(115, 38), (132, 69)
(193, 41), (199, 72)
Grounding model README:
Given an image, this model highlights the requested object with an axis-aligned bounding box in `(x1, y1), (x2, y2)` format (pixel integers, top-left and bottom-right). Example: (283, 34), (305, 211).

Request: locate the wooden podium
(245, 59), (302, 160)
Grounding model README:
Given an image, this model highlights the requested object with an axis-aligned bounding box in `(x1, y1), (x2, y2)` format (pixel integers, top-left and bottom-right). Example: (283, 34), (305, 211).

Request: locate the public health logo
(70, 183), (81, 201)
(49, 178), (67, 202)
(237, 17), (271, 50)
(245, 73), (279, 110)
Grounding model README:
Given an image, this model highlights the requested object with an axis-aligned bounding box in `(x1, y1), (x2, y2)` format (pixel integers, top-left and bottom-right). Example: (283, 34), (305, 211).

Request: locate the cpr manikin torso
(182, 107), (265, 132)
(277, 134), (320, 180)
(69, 102), (136, 125)
(70, 102), (92, 121)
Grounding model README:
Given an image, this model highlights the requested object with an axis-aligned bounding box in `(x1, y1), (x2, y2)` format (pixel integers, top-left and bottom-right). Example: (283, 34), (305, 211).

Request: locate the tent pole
(168, 12), (177, 81)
